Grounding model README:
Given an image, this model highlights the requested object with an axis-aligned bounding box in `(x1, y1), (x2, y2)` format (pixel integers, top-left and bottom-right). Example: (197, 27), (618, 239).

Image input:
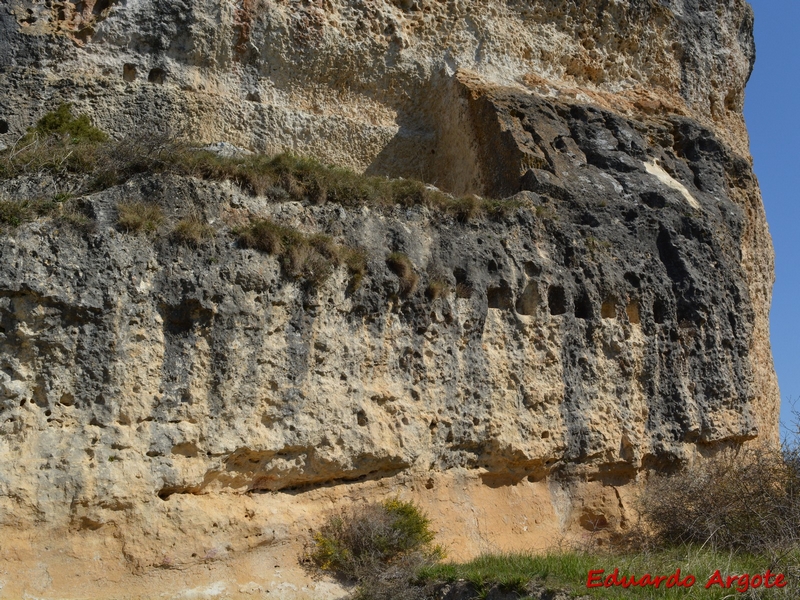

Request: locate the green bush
(27, 103), (108, 144)
(308, 498), (442, 599)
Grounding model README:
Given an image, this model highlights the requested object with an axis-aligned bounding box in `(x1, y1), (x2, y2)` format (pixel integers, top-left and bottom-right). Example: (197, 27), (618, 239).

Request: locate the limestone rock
(0, 0), (778, 598)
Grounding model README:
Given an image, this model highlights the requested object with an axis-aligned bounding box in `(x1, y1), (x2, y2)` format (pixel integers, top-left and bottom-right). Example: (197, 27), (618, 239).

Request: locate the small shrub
(117, 201), (164, 233)
(386, 252), (418, 296)
(27, 103), (108, 144)
(237, 218), (291, 254)
(172, 216), (215, 246)
(448, 195), (480, 222)
(54, 199), (94, 231)
(0, 200), (34, 228)
(308, 498), (442, 599)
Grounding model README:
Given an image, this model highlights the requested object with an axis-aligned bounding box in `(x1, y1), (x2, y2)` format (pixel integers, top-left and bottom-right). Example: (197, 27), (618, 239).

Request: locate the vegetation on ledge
(0, 105), (525, 222)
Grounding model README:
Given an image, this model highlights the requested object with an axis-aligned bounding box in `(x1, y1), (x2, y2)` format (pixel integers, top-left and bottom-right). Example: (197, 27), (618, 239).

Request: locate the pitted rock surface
(0, 0), (778, 598)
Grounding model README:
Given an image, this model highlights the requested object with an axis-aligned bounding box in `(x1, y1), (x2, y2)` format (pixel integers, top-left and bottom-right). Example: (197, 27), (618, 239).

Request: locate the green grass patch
(26, 103), (108, 144)
(0, 199), (59, 228)
(420, 547), (796, 599)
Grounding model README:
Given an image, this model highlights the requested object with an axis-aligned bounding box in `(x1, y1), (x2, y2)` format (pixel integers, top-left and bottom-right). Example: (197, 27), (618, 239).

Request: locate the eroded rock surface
(0, 0), (778, 598)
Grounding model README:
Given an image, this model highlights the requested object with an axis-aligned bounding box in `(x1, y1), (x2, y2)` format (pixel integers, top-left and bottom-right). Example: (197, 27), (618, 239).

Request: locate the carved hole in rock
(524, 261), (541, 276)
(487, 259), (498, 273)
(160, 300), (212, 335)
(601, 297), (617, 319)
(653, 298), (668, 324)
(515, 282), (539, 316)
(123, 64), (137, 82)
(677, 304), (701, 326)
(626, 300), (640, 324)
(579, 512), (609, 531)
(75, 27), (96, 43)
(148, 68), (166, 84)
(581, 212), (600, 227)
(246, 92), (261, 102)
(541, 431), (550, 439)
(0, 120), (8, 134)
(624, 272), (641, 288)
(640, 191), (667, 209)
(357, 410), (367, 426)
(487, 284), (513, 310)
(158, 488), (176, 501)
(20, 9), (37, 25)
(574, 293), (592, 320)
(82, 0), (115, 16)
(656, 228), (687, 283)
(563, 246), (575, 267)
(548, 286), (567, 316)
(172, 442), (199, 458)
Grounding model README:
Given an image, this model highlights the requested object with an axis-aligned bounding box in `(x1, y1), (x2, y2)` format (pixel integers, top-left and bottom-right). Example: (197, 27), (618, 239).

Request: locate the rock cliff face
(0, 0), (778, 598)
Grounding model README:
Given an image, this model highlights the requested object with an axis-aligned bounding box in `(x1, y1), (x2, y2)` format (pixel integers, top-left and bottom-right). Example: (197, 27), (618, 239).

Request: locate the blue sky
(744, 0), (800, 440)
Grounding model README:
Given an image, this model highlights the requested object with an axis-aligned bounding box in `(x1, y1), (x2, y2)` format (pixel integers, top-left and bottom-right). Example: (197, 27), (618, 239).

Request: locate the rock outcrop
(0, 0), (778, 598)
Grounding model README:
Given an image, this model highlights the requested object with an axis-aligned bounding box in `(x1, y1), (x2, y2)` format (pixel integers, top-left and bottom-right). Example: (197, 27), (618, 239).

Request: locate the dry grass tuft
(386, 252), (418, 296)
(455, 282), (473, 299)
(425, 278), (450, 300)
(117, 202), (164, 233)
(172, 216), (215, 246)
(238, 218), (366, 289)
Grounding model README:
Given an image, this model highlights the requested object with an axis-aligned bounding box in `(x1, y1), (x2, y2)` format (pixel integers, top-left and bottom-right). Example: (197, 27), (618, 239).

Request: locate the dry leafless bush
(633, 445), (800, 559)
